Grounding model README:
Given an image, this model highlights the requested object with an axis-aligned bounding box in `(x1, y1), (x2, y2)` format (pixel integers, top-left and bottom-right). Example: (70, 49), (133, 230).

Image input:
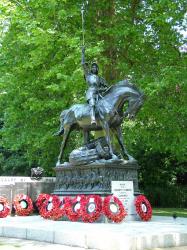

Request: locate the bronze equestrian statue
(55, 78), (144, 166)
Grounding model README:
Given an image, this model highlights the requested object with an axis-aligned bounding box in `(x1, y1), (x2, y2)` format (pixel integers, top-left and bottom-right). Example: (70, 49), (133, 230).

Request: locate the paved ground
(0, 237), (186, 250)
(154, 248), (187, 250)
(0, 216), (187, 250)
(0, 237), (95, 250)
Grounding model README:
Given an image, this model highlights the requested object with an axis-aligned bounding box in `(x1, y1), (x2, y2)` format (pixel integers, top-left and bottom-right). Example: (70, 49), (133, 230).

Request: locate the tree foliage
(0, 0), (186, 181)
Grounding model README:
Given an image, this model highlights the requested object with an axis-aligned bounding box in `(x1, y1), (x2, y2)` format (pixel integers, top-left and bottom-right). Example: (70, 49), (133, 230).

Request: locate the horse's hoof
(111, 154), (118, 160)
(56, 161), (61, 167)
(128, 157), (137, 163)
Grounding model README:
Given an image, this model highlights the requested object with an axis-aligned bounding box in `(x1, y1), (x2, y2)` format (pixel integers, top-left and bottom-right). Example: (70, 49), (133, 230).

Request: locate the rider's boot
(91, 107), (97, 125)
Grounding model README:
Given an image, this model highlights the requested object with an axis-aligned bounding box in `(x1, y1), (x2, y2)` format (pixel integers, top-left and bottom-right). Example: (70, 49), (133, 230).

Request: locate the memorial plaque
(111, 181), (135, 216)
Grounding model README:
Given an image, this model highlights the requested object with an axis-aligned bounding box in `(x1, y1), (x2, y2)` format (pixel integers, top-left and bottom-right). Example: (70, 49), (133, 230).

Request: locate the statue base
(53, 159), (140, 196)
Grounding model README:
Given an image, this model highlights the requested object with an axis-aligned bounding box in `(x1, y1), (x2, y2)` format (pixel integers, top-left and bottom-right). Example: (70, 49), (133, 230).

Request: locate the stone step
(0, 216), (187, 250)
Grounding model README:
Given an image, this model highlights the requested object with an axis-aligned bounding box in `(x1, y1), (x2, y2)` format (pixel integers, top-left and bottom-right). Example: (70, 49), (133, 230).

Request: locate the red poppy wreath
(81, 195), (102, 223)
(0, 196), (11, 218)
(64, 195), (85, 222)
(39, 195), (61, 220)
(13, 194), (33, 216)
(51, 196), (69, 220)
(134, 195), (152, 221)
(103, 195), (127, 223)
(35, 193), (51, 211)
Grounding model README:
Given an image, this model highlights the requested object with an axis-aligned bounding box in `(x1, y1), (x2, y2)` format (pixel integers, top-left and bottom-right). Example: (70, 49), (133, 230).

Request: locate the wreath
(13, 194), (33, 216)
(0, 196), (11, 218)
(51, 196), (69, 220)
(35, 193), (51, 211)
(81, 195), (102, 223)
(134, 195), (152, 221)
(103, 195), (127, 223)
(64, 195), (85, 222)
(39, 195), (61, 220)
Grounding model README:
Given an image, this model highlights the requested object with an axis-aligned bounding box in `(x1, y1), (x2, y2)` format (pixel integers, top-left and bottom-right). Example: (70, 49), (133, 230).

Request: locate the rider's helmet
(91, 62), (99, 75)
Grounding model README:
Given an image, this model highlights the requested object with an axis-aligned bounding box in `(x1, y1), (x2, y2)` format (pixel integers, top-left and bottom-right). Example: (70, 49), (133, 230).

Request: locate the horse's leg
(56, 126), (71, 166)
(114, 126), (135, 161)
(102, 120), (117, 159)
(83, 129), (89, 145)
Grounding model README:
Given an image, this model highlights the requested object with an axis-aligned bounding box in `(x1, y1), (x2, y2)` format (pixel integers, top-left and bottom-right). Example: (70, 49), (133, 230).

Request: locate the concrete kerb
(0, 216), (187, 250)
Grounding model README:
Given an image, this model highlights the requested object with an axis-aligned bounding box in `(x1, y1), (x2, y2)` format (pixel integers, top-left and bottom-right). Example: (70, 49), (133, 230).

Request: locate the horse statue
(56, 80), (144, 166)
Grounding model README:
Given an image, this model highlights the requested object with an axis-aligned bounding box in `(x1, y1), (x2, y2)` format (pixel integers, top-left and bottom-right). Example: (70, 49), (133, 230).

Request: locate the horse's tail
(60, 109), (69, 121)
(56, 109), (69, 136)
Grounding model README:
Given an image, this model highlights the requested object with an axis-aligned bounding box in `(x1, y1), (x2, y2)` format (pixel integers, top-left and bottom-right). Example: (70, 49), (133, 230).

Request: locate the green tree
(0, 0), (186, 182)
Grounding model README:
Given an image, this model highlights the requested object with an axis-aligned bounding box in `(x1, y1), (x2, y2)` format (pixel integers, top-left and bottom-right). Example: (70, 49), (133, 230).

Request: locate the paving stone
(26, 228), (54, 243)
(2, 226), (27, 239)
(0, 216), (186, 250)
(54, 229), (87, 248)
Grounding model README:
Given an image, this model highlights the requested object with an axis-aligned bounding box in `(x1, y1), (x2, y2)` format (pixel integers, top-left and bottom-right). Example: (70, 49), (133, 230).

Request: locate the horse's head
(101, 79), (144, 121)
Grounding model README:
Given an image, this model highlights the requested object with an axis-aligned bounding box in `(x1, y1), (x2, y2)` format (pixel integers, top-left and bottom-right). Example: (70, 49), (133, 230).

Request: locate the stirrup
(91, 119), (97, 125)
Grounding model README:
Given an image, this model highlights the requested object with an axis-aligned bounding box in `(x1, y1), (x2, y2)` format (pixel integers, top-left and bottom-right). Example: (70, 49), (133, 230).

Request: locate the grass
(153, 207), (187, 218)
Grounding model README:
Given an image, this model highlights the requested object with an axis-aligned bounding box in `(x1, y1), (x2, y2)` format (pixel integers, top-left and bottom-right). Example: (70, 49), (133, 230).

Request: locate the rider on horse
(81, 46), (108, 125)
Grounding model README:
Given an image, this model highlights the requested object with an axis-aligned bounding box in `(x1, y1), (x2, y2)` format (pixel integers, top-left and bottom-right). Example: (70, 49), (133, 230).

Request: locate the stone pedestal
(53, 160), (140, 196)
